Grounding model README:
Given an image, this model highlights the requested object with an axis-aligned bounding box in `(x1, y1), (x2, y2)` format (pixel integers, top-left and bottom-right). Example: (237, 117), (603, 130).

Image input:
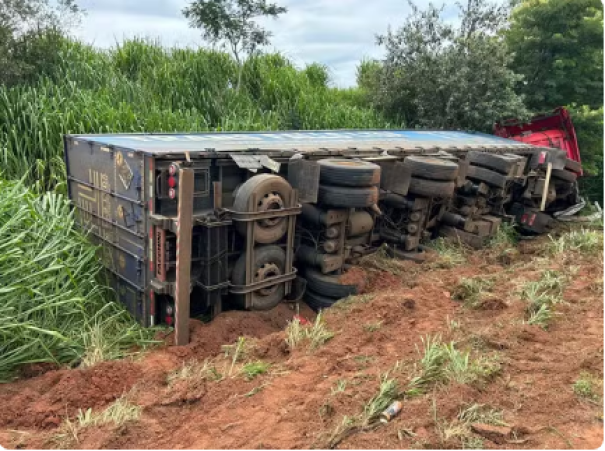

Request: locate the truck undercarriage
(63, 125), (584, 344)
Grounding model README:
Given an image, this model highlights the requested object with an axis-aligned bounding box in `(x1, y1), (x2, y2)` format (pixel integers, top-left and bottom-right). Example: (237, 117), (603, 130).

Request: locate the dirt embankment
(0, 232), (602, 450)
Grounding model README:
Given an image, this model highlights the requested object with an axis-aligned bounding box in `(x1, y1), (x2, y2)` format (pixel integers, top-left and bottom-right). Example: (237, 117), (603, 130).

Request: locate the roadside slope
(0, 227), (602, 450)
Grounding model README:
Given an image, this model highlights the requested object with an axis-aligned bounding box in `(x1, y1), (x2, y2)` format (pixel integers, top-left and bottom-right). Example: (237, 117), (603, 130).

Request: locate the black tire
(304, 268), (358, 298)
(231, 245), (286, 310)
(318, 159), (381, 187)
(564, 158), (582, 173)
(467, 151), (517, 174)
(408, 177), (455, 198)
(554, 180), (574, 197)
(304, 288), (339, 311)
(467, 165), (509, 189)
(551, 168), (577, 183)
(318, 184), (378, 208)
(233, 174), (292, 244)
(402, 156), (459, 181)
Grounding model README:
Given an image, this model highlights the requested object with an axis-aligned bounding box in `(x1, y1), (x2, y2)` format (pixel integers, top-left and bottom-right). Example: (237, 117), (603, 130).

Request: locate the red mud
(0, 233), (602, 449)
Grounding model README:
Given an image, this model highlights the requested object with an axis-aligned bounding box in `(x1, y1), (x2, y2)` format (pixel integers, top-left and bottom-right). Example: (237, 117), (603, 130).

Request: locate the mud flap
(381, 161), (411, 196)
(288, 159), (320, 203)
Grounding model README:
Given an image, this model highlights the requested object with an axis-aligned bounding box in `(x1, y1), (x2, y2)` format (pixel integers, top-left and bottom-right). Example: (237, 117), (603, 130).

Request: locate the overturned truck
(63, 127), (582, 343)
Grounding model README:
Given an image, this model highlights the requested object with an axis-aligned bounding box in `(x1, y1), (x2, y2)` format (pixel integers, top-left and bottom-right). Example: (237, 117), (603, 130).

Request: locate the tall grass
(0, 38), (393, 190)
(0, 179), (154, 381)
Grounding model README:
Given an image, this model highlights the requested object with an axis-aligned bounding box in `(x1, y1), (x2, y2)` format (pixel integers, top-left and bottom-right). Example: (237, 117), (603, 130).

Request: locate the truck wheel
(564, 158), (582, 173)
(403, 156), (459, 181)
(467, 165), (508, 189)
(551, 169), (577, 183)
(304, 288), (339, 311)
(318, 159), (381, 187)
(233, 174), (292, 244)
(304, 268), (358, 298)
(467, 151), (518, 174)
(318, 184), (378, 208)
(408, 177), (455, 198)
(231, 245), (286, 310)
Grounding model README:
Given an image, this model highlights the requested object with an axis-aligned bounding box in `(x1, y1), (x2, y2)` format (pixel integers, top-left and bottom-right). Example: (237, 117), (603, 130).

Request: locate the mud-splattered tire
(403, 156), (459, 181)
(407, 177), (455, 198)
(467, 165), (509, 189)
(231, 245), (286, 310)
(564, 158), (582, 173)
(551, 168), (577, 183)
(233, 174), (292, 244)
(467, 151), (518, 174)
(304, 288), (339, 311)
(318, 184), (378, 208)
(304, 268), (358, 298)
(318, 159), (381, 187)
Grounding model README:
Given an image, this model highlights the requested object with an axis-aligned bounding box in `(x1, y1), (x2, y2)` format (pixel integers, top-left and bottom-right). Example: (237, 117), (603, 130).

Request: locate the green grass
(488, 222), (518, 248)
(452, 276), (495, 309)
(0, 179), (155, 382)
(240, 361), (271, 381)
(53, 396), (141, 446)
(0, 38), (393, 191)
(547, 228), (603, 255)
(458, 403), (507, 426)
(166, 359), (223, 386)
(406, 335), (501, 395)
(427, 238), (467, 268)
(573, 372), (602, 402)
(520, 271), (566, 329)
(285, 312), (334, 351)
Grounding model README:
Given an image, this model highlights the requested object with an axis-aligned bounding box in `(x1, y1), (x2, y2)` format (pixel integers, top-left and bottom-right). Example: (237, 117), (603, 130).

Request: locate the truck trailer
(63, 126), (582, 344)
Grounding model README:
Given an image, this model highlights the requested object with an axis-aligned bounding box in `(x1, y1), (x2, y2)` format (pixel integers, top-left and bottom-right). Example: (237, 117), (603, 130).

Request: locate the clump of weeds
(427, 238), (467, 268)
(573, 372), (602, 402)
(285, 312), (334, 351)
(547, 228), (603, 256)
(452, 276), (497, 309)
(520, 270), (566, 330)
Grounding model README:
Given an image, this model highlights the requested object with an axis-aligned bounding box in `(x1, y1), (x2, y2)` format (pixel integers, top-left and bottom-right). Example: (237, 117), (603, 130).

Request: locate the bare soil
(0, 232), (602, 450)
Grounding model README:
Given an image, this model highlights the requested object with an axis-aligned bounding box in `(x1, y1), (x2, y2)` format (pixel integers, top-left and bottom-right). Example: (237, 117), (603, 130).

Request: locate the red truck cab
(494, 107), (582, 175)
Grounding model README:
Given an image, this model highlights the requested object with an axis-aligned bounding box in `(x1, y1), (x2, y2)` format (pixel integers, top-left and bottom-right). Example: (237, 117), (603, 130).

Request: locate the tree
(183, 0), (287, 92)
(0, 0), (81, 85)
(371, 0), (528, 132)
(506, 0), (603, 111)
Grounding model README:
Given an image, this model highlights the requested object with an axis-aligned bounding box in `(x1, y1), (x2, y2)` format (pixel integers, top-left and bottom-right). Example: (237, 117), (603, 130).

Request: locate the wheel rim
(255, 262), (281, 296)
(257, 192), (284, 228)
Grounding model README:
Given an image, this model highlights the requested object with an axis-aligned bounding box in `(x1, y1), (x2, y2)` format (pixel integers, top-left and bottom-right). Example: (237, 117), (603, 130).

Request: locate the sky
(74, 0), (460, 87)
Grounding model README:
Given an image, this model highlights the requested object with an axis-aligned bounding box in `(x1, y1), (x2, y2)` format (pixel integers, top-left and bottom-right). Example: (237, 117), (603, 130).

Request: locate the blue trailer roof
(69, 130), (529, 154)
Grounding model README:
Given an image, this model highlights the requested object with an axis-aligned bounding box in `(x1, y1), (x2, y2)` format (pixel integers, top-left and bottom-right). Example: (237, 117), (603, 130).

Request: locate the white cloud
(74, 0), (459, 87)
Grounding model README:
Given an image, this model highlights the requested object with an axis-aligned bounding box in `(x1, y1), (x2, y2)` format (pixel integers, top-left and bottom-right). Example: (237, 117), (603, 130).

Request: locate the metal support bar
(284, 190), (299, 296)
(230, 270), (297, 295)
(174, 167), (194, 346)
(226, 205), (302, 222)
(540, 162), (553, 212)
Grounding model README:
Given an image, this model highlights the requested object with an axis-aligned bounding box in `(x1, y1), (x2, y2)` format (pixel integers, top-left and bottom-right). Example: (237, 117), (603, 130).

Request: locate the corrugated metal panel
(67, 130), (531, 154)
